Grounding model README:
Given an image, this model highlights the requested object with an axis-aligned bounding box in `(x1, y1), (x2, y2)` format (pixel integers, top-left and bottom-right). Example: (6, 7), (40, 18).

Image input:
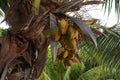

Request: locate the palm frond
(77, 65), (119, 80)
(78, 29), (120, 79)
(52, 62), (85, 80)
(109, 23), (120, 35)
(78, 66), (106, 80)
(38, 71), (51, 80)
(103, 0), (120, 21)
(64, 67), (71, 80)
(0, 9), (3, 16)
(68, 63), (85, 80)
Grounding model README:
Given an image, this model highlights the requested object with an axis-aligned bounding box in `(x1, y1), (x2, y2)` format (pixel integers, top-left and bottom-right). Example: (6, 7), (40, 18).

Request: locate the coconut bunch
(0, 0), (105, 79)
(51, 18), (80, 67)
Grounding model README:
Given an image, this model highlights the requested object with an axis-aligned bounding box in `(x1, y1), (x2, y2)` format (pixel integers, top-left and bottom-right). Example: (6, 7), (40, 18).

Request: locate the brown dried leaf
(67, 1), (105, 12)
(7, 71), (24, 80)
(0, 33), (29, 79)
(0, 34), (10, 76)
(6, 56), (32, 80)
(91, 27), (107, 37)
(1, 62), (9, 80)
(21, 21), (45, 40)
(21, 11), (49, 40)
(0, 33), (10, 61)
(15, 35), (28, 54)
(82, 1), (105, 6)
(5, 0), (32, 26)
(7, 59), (23, 74)
(39, 0), (59, 14)
(32, 35), (49, 79)
(0, 37), (2, 44)
(21, 51), (32, 66)
(55, 0), (83, 13)
(0, 34), (18, 78)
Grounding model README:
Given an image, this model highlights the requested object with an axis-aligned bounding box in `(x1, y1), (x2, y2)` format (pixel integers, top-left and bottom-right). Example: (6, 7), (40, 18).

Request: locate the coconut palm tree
(0, 0), (120, 80)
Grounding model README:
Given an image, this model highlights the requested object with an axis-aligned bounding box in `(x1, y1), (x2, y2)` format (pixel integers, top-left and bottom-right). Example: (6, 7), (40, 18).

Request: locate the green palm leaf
(78, 28), (120, 79)
(78, 66), (106, 80)
(38, 71), (51, 80)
